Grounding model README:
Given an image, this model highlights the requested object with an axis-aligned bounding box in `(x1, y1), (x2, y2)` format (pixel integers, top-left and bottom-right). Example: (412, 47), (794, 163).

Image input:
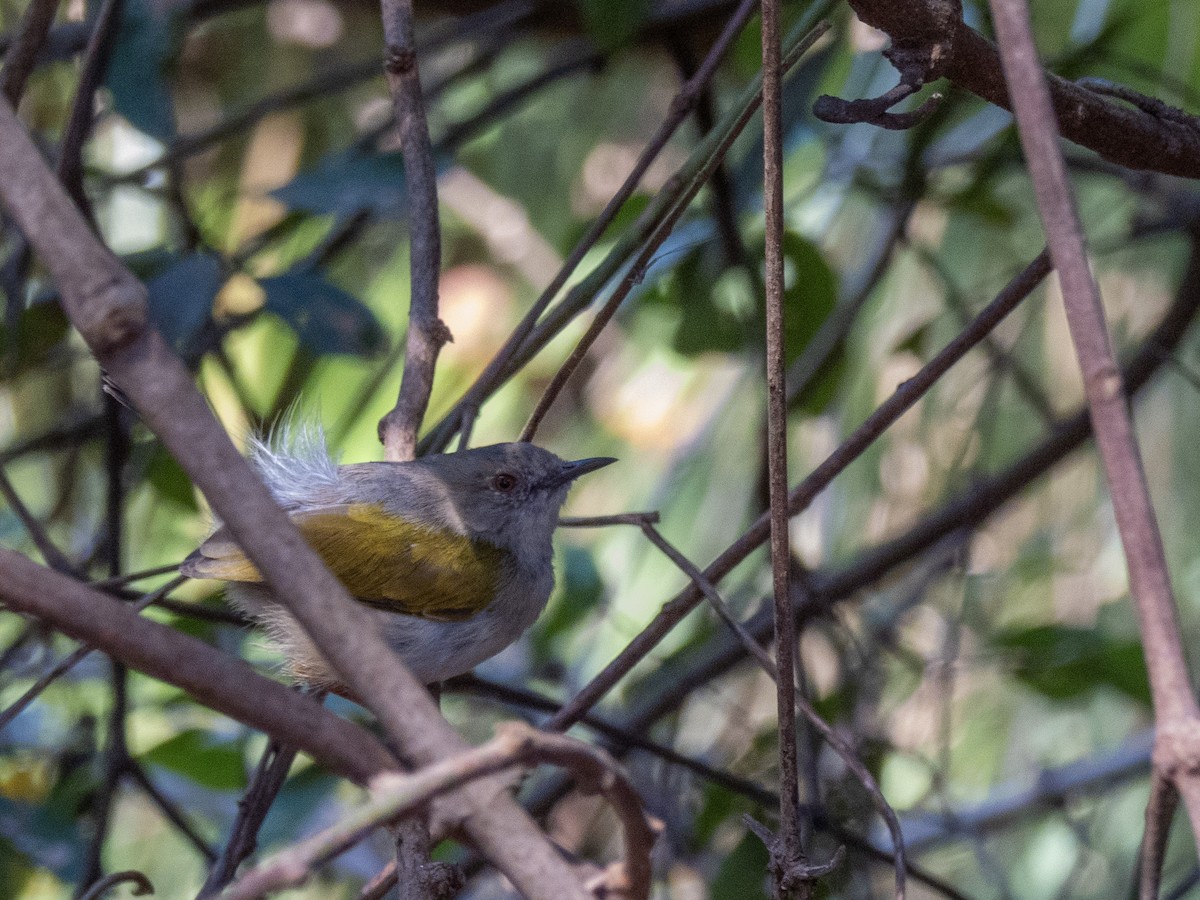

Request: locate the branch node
(1154, 717), (1200, 778)
(78, 276), (148, 353)
(741, 815), (845, 891)
(384, 45), (417, 77)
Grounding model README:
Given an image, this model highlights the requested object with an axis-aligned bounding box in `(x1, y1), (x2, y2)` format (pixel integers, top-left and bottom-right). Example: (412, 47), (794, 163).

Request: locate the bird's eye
(492, 472), (518, 492)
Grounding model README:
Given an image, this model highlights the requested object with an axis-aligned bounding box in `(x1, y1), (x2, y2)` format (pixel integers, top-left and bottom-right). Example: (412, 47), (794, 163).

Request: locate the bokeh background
(2, 0), (1200, 896)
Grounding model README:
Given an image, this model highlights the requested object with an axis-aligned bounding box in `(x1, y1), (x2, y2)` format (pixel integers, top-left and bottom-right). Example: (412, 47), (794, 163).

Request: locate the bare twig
(78, 870), (153, 900)
(0, 464), (76, 573)
(560, 511), (661, 528)
(0, 0), (60, 104)
(225, 722), (656, 900)
(124, 760), (217, 861)
(0, 575), (184, 732)
(55, 0), (122, 211)
(759, 0), (810, 892)
(988, 0), (1200, 890)
(199, 738), (299, 896)
(377, 0), (449, 461)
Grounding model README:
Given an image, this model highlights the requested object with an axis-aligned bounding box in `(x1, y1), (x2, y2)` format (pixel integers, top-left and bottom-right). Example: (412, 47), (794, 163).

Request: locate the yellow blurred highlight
(214, 273), (267, 318)
(0, 755), (52, 803)
(228, 112), (303, 250)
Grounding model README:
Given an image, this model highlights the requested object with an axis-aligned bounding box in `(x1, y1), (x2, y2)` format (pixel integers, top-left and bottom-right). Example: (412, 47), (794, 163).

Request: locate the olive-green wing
(180, 503), (506, 621)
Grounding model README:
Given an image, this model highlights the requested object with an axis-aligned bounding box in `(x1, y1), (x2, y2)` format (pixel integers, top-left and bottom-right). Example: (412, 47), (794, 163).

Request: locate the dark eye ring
(493, 472), (518, 492)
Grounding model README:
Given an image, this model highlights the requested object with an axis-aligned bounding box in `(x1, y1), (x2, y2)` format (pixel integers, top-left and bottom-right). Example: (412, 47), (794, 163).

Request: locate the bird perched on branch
(181, 425), (614, 689)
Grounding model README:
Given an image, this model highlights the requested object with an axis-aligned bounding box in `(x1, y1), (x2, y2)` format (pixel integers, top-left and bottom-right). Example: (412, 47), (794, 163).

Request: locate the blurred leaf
(273, 151), (410, 218)
(574, 0), (650, 50)
(0, 300), (69, 377)
(146, 253), (224, 355)
(146, 444), (197, 510)
(105, 0), (179, 141)
(0, 794), (84, 882)
(781, 232), (838, 366)
(648, 252), (748, 357)
(142, 729), (246, 791)
(992, 625), (1151, 706)
(258, 766), (338, 847)
(534, 546), (604, 662)
(260, 271), (386, 357)
(711, 829), (770, 900)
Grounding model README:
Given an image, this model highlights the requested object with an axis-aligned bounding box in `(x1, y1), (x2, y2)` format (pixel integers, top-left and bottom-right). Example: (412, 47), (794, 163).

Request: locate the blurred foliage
(2, 0), (1200, 897)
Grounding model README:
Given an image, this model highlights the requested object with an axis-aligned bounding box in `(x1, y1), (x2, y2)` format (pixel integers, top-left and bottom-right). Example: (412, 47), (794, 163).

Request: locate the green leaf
(0, 300), (69, 377)
(0, 794), (85, 881)
(534, 546), (604, 661)
(142, 729), (247, 791)
(711, 829), (770, 900)
(260, 271), (386, 357)
(574, 0), (651, 50)
(146, 444), (197, 510)
(105, 0), (179, 141)
(781, 232), (838, 367)
(146, 253), (224, 355)
(991, 625), (1151, 706)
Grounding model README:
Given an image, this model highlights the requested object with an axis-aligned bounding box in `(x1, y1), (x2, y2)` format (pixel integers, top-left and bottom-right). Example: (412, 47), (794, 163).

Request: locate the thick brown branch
(840, 0), (1200, 177)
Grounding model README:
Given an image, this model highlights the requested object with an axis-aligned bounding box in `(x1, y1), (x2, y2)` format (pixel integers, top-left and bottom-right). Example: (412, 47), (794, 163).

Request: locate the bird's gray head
(419, 443), (615, 559)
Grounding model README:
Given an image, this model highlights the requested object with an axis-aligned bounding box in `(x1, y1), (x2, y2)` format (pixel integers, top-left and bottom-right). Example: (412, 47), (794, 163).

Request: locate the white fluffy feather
(246, 418), (341, 510)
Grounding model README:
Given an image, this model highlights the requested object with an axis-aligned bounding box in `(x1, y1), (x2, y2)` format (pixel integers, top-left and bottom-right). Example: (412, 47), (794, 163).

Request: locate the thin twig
(0, 464), (77, 573)
(55, 0), (123, 211)
(640, 523), (777, 678)
(124, 759), (217, 862)
(77, 870), (153, 900)
(224, 722), (656, 900)
(559, 511), (661, 527)
(0, 576), (185, 732)
(199, 738), (299, 896)
(377, 0), (449, 461)
(988, 0), (1200, 888)
(760, 0), (809, 892)
(0, 0), (60, 104)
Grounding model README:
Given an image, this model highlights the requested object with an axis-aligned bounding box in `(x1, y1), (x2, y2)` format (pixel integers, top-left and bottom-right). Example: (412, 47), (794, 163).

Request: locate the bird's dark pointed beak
(546, 456), (617, 489)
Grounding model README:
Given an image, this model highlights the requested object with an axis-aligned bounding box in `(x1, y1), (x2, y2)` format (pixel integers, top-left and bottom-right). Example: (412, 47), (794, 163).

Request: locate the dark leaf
(711, 829), (770, 900)
(145, 253), (224, 355)
(105, 0), (179, 141)
(146, 444), (197, 510)
(142, 729), (247, 791)
(573, 0), (651, 50)
(991, 625), (1151, 706)
(272, 151), (410, 218)
(260, 271), (386, 357)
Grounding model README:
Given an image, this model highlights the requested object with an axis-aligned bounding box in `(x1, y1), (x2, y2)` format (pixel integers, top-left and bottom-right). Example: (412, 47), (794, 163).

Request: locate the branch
(377, 0), (449, 461)
(0, 551), (394, 782)
(987, 0), (1200, 889)
(830, 0), (1200, 177)
(0, 93), (588, 899)
(0, 0), (59, 104)
(225, 722), (657, 900)
(0, 575), (185, 732)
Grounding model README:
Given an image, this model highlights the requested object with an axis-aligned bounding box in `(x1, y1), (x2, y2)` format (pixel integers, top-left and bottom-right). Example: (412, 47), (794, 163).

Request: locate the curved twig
(224, 722), (657, 900)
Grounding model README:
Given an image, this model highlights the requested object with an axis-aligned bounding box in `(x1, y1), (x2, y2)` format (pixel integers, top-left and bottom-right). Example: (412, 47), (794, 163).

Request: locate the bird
(180, 424), (615, 690)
